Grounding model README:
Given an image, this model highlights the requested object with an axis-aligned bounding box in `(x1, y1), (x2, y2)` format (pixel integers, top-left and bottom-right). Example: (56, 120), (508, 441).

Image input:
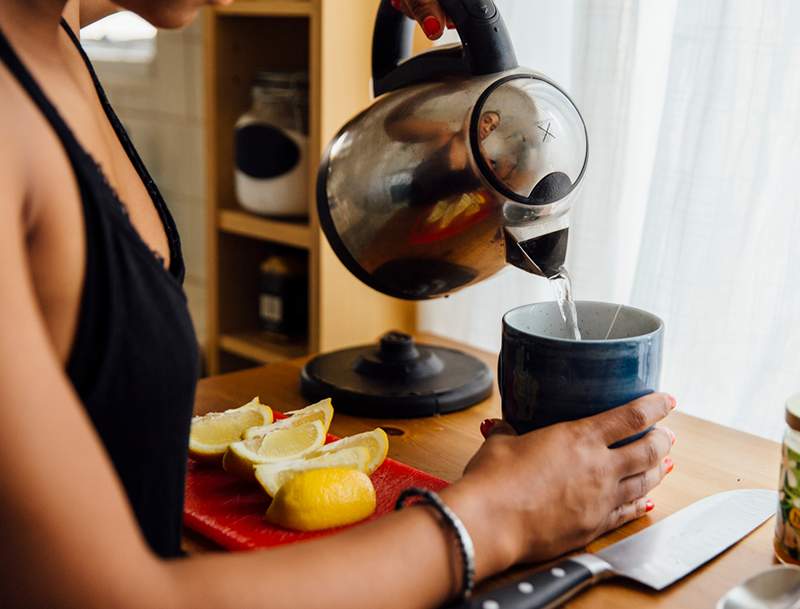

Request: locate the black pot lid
(300, 332), (493, 418)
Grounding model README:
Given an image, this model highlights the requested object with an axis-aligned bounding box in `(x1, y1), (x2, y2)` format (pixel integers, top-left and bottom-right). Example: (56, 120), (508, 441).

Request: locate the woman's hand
(443, 393), (676, 576)
(390, 0), (452, 40)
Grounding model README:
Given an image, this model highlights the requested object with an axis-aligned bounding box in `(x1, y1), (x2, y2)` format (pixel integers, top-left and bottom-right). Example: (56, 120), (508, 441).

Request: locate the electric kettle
(317, 0), (588, 300)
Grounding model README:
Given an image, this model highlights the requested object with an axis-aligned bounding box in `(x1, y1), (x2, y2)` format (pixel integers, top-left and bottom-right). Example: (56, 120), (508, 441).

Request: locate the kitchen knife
(458, 489), (776, 609)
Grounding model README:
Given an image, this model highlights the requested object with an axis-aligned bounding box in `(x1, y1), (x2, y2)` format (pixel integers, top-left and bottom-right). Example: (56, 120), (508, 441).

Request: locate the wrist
(440, 477), (521, 580)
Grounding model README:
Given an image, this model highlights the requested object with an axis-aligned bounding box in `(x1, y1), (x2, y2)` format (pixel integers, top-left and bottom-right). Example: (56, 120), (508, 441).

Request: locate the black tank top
(0, 21), (199, 558)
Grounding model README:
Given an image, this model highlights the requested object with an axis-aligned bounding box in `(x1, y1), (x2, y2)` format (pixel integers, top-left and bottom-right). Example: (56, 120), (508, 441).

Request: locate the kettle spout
(504, 225), (569, 279)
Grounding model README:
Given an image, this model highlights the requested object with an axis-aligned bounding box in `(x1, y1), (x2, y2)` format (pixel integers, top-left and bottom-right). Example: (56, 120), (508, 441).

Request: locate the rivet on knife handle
(458, 559), (595, 609)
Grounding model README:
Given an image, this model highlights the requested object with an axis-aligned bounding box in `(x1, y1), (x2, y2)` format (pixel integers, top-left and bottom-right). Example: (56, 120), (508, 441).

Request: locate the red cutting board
(184, 416), (449, 551)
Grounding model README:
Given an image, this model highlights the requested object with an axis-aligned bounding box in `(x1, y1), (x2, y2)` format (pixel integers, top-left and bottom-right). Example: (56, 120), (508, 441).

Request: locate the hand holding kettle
(389, 0), (453, 39)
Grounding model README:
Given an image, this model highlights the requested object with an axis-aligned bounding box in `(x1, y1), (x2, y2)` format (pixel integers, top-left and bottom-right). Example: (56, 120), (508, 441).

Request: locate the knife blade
(458, 489), (776, 609)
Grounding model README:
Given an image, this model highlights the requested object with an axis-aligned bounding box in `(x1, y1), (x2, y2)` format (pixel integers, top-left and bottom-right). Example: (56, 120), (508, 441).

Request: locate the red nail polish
(665, 428), (676, 445)
(422, 16), (442, 38)
(645, 499), (655, 512)
(391, 0), (401, 9)
(664, 456), (674, 474)
(480, 419), (495, 438)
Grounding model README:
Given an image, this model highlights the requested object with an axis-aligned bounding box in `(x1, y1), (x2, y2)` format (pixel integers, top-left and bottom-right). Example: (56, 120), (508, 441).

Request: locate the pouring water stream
(549, 267), (624, 341)
(550, 267), (581, 340)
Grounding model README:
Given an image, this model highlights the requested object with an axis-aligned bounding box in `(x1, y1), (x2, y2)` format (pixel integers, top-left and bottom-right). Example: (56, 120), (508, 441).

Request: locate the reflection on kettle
(371, 258), (479, 299)
(317, 0), (589, 300)
(384, 94), (503, 208)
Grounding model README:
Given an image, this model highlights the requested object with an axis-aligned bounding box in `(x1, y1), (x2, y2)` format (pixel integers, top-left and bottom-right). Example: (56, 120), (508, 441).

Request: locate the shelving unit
(218, 210), (311, 249)
(219, 331), (309, 364)
(215, 1), (314, 17)
(204, 0), (417, 374)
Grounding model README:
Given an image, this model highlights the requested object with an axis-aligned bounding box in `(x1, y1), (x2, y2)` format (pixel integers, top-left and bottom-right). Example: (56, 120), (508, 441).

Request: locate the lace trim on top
(82, 151), (167, 268)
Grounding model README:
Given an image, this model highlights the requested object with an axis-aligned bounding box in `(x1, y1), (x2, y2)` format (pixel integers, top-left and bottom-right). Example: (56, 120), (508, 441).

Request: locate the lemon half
(265, 467), (377, 531)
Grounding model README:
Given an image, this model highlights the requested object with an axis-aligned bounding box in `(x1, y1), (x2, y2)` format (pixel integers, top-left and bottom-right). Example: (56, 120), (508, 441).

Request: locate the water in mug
(550, 266), (582, 340)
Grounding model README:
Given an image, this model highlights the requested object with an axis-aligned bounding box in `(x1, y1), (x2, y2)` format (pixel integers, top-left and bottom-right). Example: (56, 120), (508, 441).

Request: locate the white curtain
(420, 0), (800, 440)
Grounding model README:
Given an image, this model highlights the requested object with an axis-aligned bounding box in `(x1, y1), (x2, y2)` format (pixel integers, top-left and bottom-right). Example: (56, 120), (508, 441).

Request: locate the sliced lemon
(254, 446), (371, 497)
(243, 398), (333, 441)
(224, 420), (327, 480)
(306, 428), (388, 475)
(265, 467), (376, 531)
(189, 397), (273, 462)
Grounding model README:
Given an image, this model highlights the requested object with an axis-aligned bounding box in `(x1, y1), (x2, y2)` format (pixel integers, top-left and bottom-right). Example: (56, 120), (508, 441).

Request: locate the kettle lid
(470, 74), (588, 205)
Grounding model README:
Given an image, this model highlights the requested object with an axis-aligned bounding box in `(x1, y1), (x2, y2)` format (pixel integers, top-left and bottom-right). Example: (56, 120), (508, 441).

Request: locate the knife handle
(456, 558), (596, 609)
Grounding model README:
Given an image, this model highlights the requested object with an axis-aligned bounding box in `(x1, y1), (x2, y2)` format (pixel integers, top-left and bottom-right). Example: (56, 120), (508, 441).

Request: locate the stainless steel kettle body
(317, 0), (588, 300)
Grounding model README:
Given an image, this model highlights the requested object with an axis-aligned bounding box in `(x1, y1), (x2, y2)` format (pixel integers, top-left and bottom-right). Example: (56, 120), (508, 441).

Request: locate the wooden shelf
(205, 0), (415, 375)
(215, 1), (313, 17)
(219, 331), (308, 364)
(218, 209), (311, 249)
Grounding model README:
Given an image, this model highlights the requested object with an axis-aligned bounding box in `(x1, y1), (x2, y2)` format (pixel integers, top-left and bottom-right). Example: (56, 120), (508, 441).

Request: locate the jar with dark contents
(234, 71), (309, 217)
(775, 394), (800, 564)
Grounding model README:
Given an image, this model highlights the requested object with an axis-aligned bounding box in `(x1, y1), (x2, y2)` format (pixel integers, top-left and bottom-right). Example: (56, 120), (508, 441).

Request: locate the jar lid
(260, 255), (305, 276)
(786, 394), (800, 431)
(254, 70), (308, 91)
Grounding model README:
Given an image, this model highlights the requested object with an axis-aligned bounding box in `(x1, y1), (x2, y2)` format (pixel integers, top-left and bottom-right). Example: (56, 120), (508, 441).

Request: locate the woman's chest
(23, 103), (190, 371)
(16, 33), (172, 266)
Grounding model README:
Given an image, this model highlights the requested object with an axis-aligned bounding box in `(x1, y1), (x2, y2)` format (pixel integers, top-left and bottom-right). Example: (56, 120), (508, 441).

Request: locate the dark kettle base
(300, 334), (493, 418)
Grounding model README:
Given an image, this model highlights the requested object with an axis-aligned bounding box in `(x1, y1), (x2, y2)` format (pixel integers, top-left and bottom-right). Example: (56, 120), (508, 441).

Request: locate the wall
(90, 20), (208, 347)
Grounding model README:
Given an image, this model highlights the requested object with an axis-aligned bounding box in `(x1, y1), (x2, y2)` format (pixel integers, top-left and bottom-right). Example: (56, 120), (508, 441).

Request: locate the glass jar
(234, 71), (309, 217)
(775, 394), (800, 564)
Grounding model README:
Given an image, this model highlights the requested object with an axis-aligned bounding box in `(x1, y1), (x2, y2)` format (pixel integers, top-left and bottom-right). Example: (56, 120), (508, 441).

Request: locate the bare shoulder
(0, 59), (75, 233)
(0, 63), (30, 219)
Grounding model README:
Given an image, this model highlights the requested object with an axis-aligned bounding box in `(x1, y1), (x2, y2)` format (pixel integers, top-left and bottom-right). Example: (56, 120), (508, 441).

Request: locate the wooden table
(190, 334), (782, 608)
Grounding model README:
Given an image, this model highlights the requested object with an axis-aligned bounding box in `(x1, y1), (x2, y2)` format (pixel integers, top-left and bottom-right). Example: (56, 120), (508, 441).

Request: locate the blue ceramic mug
(500, 301), (664, 444)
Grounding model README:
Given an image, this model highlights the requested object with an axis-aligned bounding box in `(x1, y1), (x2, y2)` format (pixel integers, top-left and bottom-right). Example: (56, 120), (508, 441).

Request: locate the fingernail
(422, 16), (442, 39)
(668, 395), (677, 410)
(664, 427), (676, 445)
(480, 418), (495, 438)
(645, 498), (655, 512)
(664, 456), (674, 474)
(446, 19), (456, 29)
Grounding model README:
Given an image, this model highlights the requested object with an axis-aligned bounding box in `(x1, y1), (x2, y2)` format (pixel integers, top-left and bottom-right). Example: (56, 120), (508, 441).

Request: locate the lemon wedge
(189, 397), (273, 462)
(224, 420), (327, 480)
(243, 398), (333, 441)
(254, 446), (371, 497)
(306, 428), (388, 475)
(265, 467), (377, 531)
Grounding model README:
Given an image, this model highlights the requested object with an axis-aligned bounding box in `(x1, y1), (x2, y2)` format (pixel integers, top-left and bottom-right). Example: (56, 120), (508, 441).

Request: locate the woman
(0, 1), (676, 608)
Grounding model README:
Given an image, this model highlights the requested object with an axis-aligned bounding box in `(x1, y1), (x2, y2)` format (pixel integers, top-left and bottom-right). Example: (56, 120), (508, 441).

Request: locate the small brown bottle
(258, 255), (307, 340)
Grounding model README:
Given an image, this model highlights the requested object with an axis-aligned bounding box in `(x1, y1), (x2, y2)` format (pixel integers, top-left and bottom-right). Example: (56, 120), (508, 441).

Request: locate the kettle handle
(372, 0), (518, 97)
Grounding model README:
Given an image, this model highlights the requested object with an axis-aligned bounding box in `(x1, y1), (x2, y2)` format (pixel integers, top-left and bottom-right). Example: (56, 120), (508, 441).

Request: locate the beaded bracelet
(395, 487), (476, 601)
